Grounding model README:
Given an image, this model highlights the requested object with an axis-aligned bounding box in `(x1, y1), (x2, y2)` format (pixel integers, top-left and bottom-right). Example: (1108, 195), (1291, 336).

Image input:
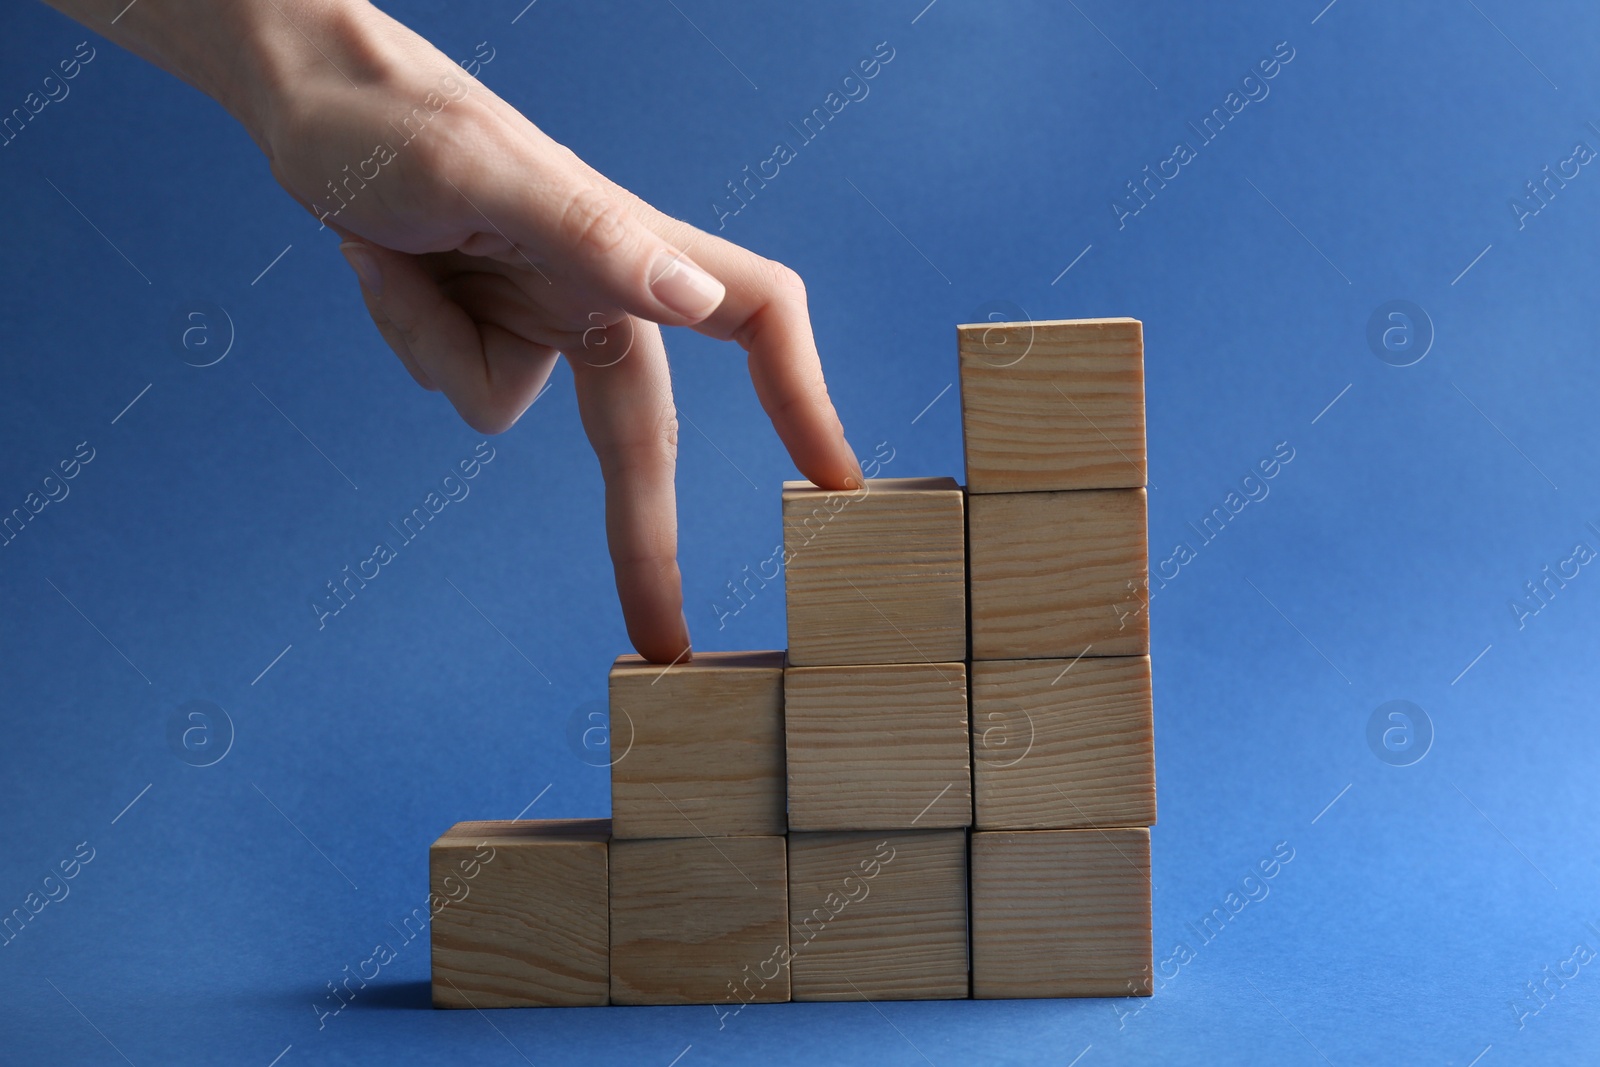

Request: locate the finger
(566, 317), (690, 664)
(341, 241), (435, 389)
(475, 137), (728, 328)
(341, 239), (557, 433)
(349, 270), (438, 391)
(440, 269), (620, 354)
(586, 188), (861, 492)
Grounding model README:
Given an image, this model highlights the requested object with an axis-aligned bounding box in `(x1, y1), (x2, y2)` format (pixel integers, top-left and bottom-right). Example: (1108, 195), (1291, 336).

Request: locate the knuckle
(459, 397), (521, 436)
(662, 413), (680, 460)
(611, 408), (678, 472)
(559, 187), (632, 258)
(459, 410), (503, 435)
(551, 142), (585, 170)
(620, 545), (678, 582)
(404, 128), (453, 174)
(762, 258), (807, 301)
(729, 259), (807, 349)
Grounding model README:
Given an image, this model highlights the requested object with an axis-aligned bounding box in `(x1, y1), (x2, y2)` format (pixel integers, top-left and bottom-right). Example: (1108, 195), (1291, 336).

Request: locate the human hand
(46, 0), (862, 663)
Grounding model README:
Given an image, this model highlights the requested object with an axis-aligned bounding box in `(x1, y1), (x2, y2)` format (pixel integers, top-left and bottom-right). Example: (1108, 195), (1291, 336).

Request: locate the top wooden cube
(958, 317), (1146, 493)
(783, 477), (966, 667)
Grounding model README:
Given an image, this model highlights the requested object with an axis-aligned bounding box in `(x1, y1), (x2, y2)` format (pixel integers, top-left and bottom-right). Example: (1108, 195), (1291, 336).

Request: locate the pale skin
(43, 0), (862, 663)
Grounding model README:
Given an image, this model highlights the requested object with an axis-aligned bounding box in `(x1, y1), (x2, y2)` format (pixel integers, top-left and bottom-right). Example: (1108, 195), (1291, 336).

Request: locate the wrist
(218, 0), (391, 152)
(41, 0), (386, 148)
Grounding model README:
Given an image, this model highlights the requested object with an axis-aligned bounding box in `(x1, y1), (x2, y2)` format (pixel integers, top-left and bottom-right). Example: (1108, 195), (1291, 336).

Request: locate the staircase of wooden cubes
(428, 318), (1155, 1007)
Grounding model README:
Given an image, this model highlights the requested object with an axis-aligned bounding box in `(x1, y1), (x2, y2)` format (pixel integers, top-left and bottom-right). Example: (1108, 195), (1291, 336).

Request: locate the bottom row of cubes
(429, 821), (1153, 1007)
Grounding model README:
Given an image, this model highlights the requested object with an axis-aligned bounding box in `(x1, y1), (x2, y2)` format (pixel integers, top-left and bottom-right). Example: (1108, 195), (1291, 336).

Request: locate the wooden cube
(609, 651), (785, 839)
(969, 488), (1148, 659)
(971, 828), (1152, 998)
(787, 829), (969, 1001)
(958, 317), (1146, 493)
(785, 662), (971, 831)
(973, 656), (1155, 830)
(783, 477), (965, 667)
(430, 819), (609, 1008)
(609, 836), (789, 1005)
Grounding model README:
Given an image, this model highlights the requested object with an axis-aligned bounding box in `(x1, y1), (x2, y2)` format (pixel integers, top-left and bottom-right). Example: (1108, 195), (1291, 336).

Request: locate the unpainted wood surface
(970, 828), (1152, 999)
(787, 829), (969, 1001)
(969, 488), (1149, 659)
(609, 836), (790, 1006)
(430, 819), (610, 1008)
(973, 656), (1155, 829)
(610, 651), (786, 839)
(783, 477), (966, 667)
(958, 317), (1146, 493)
(784, 662), (971, 831)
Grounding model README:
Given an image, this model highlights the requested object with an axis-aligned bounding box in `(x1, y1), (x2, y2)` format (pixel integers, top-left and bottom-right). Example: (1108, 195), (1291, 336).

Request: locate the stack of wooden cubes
(960, 317), (1154, 999)
(780, 472), (972, 1001)
(428, 318), (1153, 1008)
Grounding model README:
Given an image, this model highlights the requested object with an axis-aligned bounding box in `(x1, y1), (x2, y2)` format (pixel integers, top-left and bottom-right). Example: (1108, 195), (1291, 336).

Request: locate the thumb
(483, 162), (727, 326)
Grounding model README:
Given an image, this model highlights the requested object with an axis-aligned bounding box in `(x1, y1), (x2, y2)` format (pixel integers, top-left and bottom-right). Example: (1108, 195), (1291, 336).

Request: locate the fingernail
(340, 241), (382, 297)
(844, 438), (867, 490)
(649, 250), (724, 320)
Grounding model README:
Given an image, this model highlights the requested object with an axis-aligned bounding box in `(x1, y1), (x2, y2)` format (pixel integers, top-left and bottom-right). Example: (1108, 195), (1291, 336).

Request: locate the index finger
(566, 318), (692, 665)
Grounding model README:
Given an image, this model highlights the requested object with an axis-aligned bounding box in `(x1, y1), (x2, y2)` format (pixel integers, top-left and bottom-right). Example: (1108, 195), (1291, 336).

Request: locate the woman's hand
(46, 0), (862, 663)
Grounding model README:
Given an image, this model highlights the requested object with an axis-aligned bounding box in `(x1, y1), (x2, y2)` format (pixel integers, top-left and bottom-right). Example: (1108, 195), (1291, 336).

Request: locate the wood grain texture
(971, 828), (1152, 999)
(784, 662), (971, 831)
(787, 830), (969, 1001)
(609, 651), (786, 839)
(430, 819), (610, 1008)
(783, 477), (966, 667)
(973, 656), (1155, 830)
(958, 317), (1146, 493)
(968, 488), (1148, 659)
(609, 836), (790, 1006)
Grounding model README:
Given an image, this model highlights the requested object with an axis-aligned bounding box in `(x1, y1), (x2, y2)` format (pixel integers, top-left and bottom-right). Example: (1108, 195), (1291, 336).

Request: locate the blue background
(3, 0), (1598, 1063)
